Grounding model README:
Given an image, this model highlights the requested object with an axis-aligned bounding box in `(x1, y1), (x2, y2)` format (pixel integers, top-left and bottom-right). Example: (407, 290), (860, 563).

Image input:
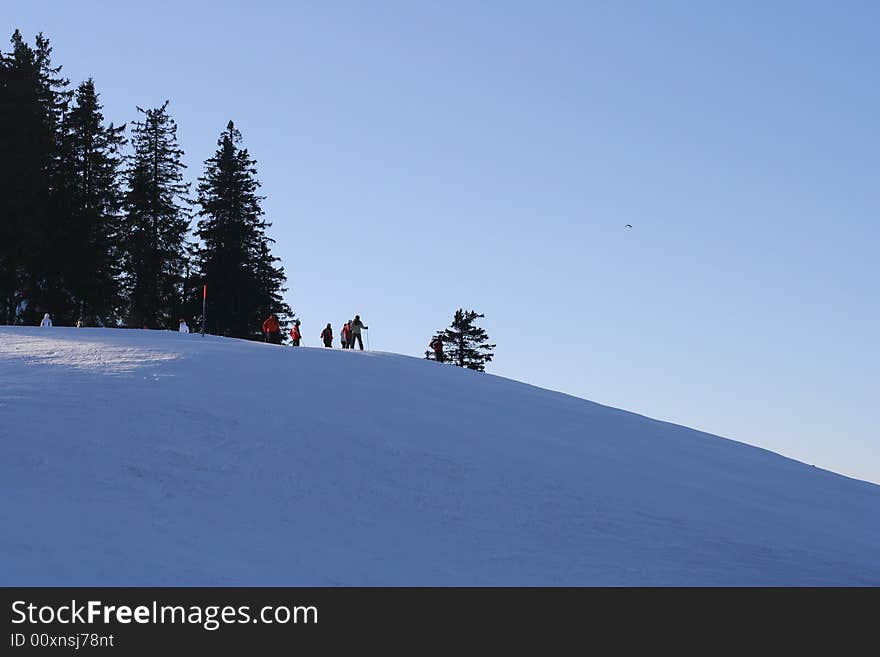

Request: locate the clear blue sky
(8, 1), (878, 483)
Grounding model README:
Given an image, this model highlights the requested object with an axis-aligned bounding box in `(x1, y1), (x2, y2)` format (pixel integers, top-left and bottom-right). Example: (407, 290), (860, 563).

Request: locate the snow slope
(1, 326), (878, 585)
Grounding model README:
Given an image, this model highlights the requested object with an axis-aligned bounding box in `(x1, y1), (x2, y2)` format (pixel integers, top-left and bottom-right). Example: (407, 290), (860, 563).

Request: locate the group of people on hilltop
(36, 310), (370, 352)
(38, 310), (443, 361)
(261, 314), (369, 350)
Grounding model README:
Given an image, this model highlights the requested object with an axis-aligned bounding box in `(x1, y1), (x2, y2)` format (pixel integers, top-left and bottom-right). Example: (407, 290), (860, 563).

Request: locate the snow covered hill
(1, 326), (878, 585)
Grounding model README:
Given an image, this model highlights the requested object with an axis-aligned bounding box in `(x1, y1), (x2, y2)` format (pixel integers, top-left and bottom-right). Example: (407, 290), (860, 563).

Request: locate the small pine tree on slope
(441, 309), (495, 371)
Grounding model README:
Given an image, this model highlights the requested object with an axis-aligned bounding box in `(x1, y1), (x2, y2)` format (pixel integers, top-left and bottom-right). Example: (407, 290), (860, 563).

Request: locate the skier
(40, 313), (52, 327)
(178, 319), (190, 334)
(429, 335), (445, 362)
(340, 321), (351, 349)
(320, 323), (333, 348)
(350, 315), (368, 350)
(289, 319), (301, 346)
(262, 313), (281, 344)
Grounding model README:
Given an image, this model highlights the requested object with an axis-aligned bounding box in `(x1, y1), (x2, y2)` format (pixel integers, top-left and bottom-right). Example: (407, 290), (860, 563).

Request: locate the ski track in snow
(1, 326), (878, 586)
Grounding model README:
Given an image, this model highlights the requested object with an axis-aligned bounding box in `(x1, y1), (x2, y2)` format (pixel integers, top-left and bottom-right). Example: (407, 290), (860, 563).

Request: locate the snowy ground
(1, 326), (878, 585)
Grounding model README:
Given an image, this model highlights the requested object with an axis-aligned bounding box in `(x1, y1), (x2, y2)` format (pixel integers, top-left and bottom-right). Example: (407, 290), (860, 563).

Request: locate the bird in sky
(624, 224), (633, 228)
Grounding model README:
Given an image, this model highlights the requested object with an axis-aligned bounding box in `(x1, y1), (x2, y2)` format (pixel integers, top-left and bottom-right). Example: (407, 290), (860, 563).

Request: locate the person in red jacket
(289, 319), (301, 346)
(320, 323), (333, 348)
(262, 313), (281, 344)
(340, 321), (351, 349)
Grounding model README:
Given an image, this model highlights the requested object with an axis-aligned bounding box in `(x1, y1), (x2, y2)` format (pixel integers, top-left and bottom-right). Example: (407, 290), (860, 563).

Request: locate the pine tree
(441, 309), (495, 371)
(120, 101), (191, 329)
(193, 120), (291, 340)
(58, 79), (126, 326)
(0, 32), (32, 323)
(0, 31), (70, 324)
(26, 32), (73, 324)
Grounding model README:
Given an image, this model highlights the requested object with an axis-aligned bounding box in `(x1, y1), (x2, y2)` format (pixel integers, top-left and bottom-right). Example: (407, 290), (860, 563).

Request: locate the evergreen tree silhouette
(441, 309), (495, 371)
(193, 121), (291, 340)
(120, 101), (191, 329)
(57, 79), (126, 325)
(0, 31), (70, 324)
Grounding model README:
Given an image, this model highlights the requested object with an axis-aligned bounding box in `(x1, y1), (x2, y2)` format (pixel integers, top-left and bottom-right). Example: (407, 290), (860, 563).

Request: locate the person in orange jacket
(340, 321), (351, 349)
(320, 323), (333, 348)
(289, 319), (301, 346)
(262, 313), (281, 344)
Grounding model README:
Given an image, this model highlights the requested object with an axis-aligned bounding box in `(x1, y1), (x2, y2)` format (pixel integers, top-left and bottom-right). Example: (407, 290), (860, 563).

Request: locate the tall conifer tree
(193, 121), (291, 340)
(0, 32), (34, 323)
(27, 32), (72, 323)
(0, 31), (70, 323)
(120, 101), (191, 329)
(58, 79), (126, 325)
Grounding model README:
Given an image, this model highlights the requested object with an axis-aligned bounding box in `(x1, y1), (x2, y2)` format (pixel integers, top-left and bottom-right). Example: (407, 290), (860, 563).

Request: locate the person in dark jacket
(320, 323), (333, 348)
(350, 315), (368, 350)
(430, 335), (445, 362)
